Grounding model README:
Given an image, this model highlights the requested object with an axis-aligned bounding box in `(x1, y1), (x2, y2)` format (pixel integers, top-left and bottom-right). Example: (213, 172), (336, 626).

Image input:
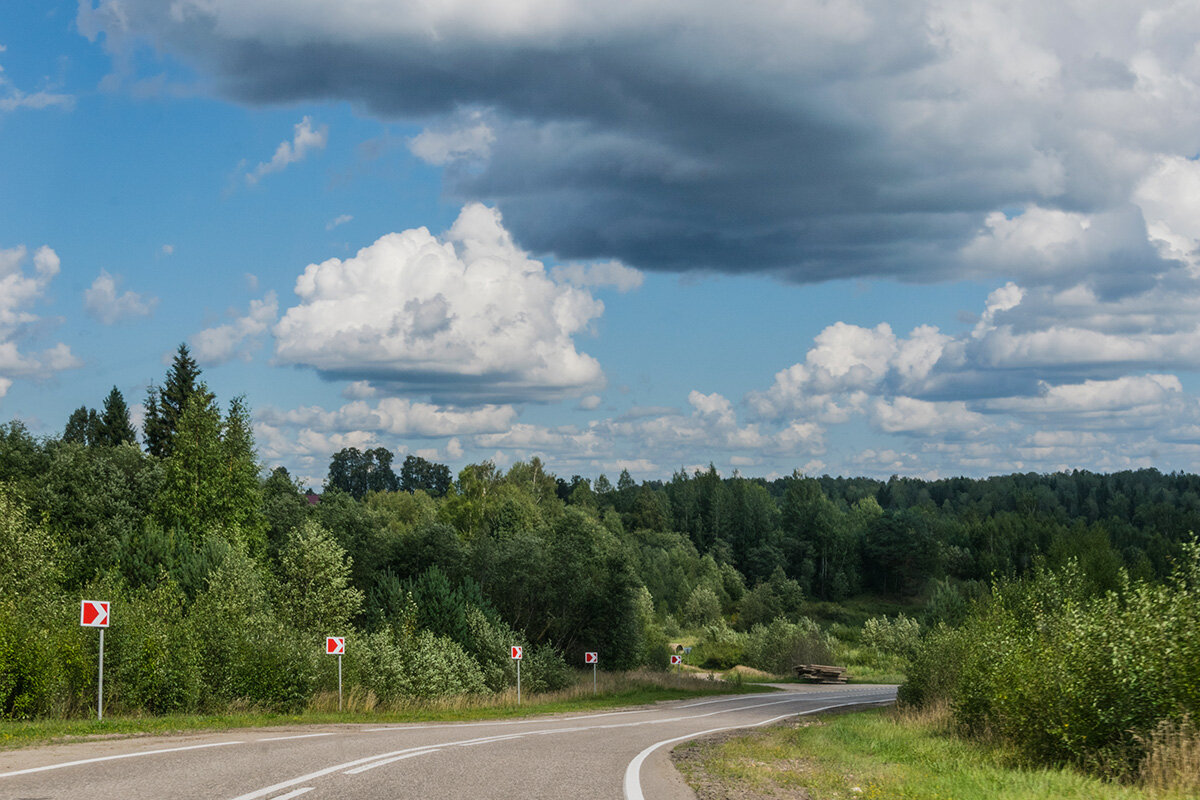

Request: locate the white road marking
(259, 733), (334, 742)
(364, 705), (656, 732)
(622, 699), (895, 800)
(0, 740), (244, 779)
(343, 748), (442, 775)
(270, 788), (314, 800)
(229, 688), (894, 800)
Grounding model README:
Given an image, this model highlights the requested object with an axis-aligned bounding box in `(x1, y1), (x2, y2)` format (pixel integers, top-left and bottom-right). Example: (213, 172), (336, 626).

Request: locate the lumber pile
(793, 664), (848, 684)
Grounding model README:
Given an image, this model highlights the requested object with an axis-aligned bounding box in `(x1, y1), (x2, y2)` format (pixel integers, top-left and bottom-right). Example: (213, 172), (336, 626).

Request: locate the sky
(4, 1), (1200, 488)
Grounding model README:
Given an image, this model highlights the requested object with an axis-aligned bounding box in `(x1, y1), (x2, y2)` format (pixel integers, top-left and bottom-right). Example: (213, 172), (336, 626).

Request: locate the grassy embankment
(674, 703), (1198, 800)
(0, 669), (770, 752)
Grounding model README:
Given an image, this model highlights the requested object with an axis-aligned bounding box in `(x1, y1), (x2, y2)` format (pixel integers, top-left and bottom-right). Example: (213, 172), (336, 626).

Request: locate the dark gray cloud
(79, 1), (1200, 285)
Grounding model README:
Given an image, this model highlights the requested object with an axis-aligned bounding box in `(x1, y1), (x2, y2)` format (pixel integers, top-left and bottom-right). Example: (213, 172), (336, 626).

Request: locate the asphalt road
(0, 683), (896, 800)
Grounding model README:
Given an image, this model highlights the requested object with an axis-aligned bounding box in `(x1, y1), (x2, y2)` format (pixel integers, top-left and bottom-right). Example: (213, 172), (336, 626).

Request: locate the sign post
(511, 645), (523, 705)
(80, 600), (110, 721)
(585, 652), (598, 694)
(326, 637), (345, 711)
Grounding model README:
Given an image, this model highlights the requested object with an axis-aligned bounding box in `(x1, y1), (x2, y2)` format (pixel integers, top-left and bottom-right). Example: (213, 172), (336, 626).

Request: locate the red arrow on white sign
(584, 652), (598, 664)
(511, 645), (523, 660)
(326, 636), (345, 655)
(670, 654), (683, 665)
(80, 600), (110, 628)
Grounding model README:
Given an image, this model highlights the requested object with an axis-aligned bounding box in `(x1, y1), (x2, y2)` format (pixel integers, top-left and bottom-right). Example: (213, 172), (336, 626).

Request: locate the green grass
(0, 670), (772, 752)
(673, 705), (1188, 800)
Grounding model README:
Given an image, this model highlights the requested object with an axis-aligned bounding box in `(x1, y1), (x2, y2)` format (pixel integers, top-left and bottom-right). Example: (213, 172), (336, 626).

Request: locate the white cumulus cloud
(190, 292), (278, 365)
(0, 245), (81, 395)
(84, 270), (158, 324)
(274, 203), (606, 403)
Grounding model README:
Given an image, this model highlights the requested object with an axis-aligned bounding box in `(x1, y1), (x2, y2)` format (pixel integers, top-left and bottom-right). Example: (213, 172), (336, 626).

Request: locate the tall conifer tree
(96, 386), (138, 447)
(144, 344), (205, 458)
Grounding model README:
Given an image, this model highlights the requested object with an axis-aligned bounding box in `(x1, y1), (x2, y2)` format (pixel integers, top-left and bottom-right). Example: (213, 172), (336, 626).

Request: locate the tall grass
(307, 668), (738, 716)
(1137, 716), (1200, 795)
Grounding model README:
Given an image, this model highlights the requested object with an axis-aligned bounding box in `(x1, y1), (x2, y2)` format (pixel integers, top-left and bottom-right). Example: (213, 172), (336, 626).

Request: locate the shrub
(861, 613), (921, 658)
(104, 582), (201, 714)
(691, 624), (745, 669)
(348, 628), (487, 701)
(743, 616), (833, 675)
(521, 644), (573, 693)
(900, 542), (1200, 779)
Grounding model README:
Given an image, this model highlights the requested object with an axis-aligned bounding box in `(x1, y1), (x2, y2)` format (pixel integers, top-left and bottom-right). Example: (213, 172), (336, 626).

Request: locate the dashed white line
(343, 748), (442, 775)
(269, 788), (314, 800)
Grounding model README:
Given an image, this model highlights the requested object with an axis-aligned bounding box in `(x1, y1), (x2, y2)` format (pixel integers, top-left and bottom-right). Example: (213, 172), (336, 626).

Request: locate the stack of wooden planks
(793, 664), (849, 684)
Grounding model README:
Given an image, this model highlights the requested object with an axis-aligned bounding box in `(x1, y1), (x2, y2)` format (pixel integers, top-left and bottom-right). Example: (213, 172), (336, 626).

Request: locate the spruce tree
(96, 386), (138, 447)
(144, 344), (205, 458)
(63, 406), (98, 445)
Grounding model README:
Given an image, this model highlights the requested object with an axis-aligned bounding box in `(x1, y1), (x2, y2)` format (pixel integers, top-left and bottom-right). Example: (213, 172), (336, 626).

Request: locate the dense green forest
(1, 346), (1198, 732)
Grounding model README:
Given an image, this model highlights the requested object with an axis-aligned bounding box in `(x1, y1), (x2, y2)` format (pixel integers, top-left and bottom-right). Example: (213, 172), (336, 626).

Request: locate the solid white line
(270, 788), (314, 800)
(0, 740), (244, 779)
(259, 733), (334, 742)
(622, 699), (893, 800)
(343, 748), (441, 775)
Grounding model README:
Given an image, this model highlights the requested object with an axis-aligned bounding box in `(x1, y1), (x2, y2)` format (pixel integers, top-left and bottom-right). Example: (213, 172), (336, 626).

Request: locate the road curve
(0, 683), (895, 800)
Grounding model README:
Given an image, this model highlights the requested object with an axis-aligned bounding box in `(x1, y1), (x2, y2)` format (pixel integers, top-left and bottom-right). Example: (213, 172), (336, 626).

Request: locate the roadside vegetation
(899, 541), (1200, 790)
(675, 704), (1196, 800)
(3, 342), (1200, 792)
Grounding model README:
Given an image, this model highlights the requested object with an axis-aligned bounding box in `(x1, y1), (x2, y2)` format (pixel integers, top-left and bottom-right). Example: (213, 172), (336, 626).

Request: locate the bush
(861, 613), (921, 658)
(348, 628), (487, 700)
(743, 616), (833, 675)
(521, 644), (573, 693)
(691, 624), (745, 669)
(900, 543), (1200, 777)
(104, 582), (201, 714)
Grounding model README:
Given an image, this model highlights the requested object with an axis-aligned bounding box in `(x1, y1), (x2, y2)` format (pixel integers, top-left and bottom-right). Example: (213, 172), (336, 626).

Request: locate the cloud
(0, 245), (81, 394)
(77, 1), (1200, 284)
(84, 270), (158, 324)
(0, 46), (74, 112)
(245, 116), (328, 185)
(190, 292), (278, 365)
(325, 214), (353, 231)
(274, 203), (606, 403)
(551, 261), (644, 292)
(408, 110), (495, 165)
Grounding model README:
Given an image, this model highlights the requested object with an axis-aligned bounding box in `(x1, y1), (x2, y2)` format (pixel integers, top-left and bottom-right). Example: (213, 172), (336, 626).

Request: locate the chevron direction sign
(584, 652), (598, 664)
(80, 600), (110, 628)
(511, 645), (523, 659)
(326, 636), (345, 655)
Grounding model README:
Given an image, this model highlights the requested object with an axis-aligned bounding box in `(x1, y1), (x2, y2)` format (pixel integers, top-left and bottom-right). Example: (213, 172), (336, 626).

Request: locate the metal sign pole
(517, 659), (521, 705)
(593, 662), (597, 695)
(97, 628), (105, 722)
(338, 654), (343, 712)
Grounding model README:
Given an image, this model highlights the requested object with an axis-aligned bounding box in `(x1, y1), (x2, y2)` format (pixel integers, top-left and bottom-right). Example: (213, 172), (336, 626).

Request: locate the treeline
(1, 345), (1199, 719)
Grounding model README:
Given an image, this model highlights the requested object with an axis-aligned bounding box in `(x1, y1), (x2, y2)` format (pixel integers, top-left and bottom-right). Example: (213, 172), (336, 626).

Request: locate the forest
(1, 345), (1198, 773)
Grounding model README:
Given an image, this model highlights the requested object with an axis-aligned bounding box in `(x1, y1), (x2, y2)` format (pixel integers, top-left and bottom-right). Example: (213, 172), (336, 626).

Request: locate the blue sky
(5, 1), (1200, 487)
